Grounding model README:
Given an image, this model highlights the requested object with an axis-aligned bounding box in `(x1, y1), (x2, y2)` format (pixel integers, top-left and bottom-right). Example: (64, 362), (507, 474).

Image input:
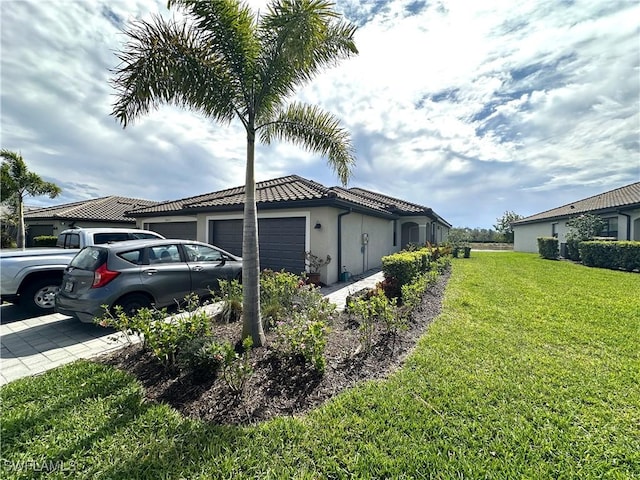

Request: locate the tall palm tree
(0, 150), (61, 248)
(111, 0), (358, 346)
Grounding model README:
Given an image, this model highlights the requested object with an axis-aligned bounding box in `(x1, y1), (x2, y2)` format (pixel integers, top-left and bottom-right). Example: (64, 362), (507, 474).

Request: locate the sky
(1, 0), (639, 229)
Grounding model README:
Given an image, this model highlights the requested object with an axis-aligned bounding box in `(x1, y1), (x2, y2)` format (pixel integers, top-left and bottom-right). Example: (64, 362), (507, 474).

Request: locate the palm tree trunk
(241, 130), (266, 347)
(17, 195), (26, 249)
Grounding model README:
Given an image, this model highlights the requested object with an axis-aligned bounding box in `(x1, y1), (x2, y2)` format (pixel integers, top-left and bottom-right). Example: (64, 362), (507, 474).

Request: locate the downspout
(619, 211), (632, 240)
(337, 209), (352, 280)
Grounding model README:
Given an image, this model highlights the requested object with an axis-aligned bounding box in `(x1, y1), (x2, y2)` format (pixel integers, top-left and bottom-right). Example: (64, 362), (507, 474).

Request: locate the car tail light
(92, 263), (120, 288)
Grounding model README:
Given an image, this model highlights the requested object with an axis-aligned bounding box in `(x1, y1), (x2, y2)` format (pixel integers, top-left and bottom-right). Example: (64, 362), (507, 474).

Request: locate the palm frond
(111, 14), (239, 127)
(168, 0), (261, 109)
(258, 102), (355, 185)
(254, 0), (358, 116)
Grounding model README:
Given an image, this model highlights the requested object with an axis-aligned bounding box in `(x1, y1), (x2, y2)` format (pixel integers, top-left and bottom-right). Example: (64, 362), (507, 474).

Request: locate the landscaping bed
(97, 270), (449, 426)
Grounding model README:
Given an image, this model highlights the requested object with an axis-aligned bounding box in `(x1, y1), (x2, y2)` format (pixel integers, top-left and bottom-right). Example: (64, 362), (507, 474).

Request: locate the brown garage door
(210, 217), (306, 274)
(146, 221), (197, 240)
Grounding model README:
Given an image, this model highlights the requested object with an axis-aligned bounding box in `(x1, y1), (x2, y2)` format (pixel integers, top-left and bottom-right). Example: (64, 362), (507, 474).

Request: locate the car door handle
(144, 269), (158, 275)
(192, 266), (204, 272)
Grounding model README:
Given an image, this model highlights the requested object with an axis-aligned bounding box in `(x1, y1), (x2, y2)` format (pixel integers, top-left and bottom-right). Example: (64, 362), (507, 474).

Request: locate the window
(57, 233), (80, 248)
(600, 217), (618, 238)
(118, 249), (144, 265)
(69, 247), (107, 270)
(183, 244), (223, 262)
(94, 233), (129, 244)
(148, 245), (181, 264)
(552, 223), (558, 238)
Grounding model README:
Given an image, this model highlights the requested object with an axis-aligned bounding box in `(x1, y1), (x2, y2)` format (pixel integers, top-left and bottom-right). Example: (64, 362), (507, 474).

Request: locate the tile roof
(514, 182), (640, 225)
(128, 175), (450, 224)
(24, 196), (159, 223)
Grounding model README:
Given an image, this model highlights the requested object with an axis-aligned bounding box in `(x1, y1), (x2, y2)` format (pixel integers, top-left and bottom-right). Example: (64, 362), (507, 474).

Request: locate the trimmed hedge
(380, 247), (450, 301)
(579, 241), (640, 272)
(33, 235), (58, 247)
(537, 237), (558, 260)
(382, 250), (428, 287)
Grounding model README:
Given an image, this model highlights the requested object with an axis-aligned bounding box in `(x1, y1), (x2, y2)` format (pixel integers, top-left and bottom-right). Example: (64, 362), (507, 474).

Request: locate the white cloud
(1, 0), (638, 228)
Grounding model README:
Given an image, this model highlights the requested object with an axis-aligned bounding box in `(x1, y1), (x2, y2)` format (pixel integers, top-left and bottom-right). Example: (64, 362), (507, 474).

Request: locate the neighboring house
(128, 175), (451, 284)
(22, 196), (159, 247)
(512, 182), (640, 254)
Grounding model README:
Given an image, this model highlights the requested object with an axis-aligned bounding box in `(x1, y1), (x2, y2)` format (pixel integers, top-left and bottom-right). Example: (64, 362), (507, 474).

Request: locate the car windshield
(69, 247), (107, 270)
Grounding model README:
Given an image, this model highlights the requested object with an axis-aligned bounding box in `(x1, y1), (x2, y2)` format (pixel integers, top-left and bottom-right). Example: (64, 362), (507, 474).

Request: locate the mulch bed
(97, 270), (449, 426)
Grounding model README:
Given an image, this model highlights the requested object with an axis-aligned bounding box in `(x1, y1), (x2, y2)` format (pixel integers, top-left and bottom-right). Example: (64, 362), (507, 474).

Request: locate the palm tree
(0, 150), (61, 248)
(110, 0), (358, 346)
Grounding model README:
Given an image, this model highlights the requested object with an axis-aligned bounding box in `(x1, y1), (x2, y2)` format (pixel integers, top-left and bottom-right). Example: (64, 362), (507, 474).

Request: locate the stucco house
(22, 196), (159, 246)
(512, 182), (640, 254)
(128, 175), (451, 284)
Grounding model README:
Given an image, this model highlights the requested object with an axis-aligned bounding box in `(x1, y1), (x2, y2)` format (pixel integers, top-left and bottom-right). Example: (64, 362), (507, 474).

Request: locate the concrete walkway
(0, 269), (384, 386)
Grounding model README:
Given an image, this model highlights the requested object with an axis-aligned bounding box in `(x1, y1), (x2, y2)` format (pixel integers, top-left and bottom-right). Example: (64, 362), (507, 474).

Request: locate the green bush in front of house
(381, 249), (431, 288)
(33, 235), (57, 247)
(537, 237), (558, 260)
(579, 241), (640, 271)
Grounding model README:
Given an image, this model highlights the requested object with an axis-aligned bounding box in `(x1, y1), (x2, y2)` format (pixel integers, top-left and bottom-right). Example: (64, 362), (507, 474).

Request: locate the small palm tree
(110, 0), (358, 346)
(0, 150), (61, 248)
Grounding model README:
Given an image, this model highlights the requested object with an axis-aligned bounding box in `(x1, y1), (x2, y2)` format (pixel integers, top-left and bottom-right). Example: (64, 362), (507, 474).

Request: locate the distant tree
(110, 0), (358, 347)
(1, 150), (62, 248)
(494, 211), (523, 243)
(448, 227), (501, 244)
(447, 228), (472, 246)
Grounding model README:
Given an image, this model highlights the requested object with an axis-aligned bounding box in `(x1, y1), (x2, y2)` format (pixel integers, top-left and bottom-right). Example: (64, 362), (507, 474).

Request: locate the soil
(97, 270), (449, 426)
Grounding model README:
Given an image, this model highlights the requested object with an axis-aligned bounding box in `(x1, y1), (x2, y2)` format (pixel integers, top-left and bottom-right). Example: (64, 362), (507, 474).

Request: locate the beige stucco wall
(513, 222), (556, 253)
(198, 207), (397, 284)
(514, 208), (640, 253)
(338, 211), (396, 283)
(135, 207), (450, 285)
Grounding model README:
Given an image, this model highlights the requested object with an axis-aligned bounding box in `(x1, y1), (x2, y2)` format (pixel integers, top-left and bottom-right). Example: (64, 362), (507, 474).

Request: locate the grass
(1, 252), (639, 479)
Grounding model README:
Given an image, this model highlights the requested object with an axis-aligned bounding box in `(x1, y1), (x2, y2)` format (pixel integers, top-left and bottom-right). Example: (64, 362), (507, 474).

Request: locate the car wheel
(22, 278), (60, 314)
(114, 293), (153, 317)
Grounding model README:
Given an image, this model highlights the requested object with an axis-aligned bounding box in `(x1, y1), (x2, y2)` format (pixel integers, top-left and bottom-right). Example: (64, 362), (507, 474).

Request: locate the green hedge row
(537, 237), (558, 260)
(382, 250), (430, 286)
(33, 235), (58, 247)
(579, 241), (640, 271)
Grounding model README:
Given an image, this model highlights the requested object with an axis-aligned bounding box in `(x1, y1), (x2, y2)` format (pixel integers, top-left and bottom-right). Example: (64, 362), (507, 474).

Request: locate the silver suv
(55, 239), (242, 323)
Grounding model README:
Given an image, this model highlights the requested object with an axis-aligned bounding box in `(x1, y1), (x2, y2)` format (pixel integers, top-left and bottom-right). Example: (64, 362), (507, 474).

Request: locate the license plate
(64, 281), (74, 292)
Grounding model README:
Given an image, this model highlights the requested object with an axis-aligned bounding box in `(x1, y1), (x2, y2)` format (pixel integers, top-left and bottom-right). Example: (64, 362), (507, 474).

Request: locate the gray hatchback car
(55, 239), (242, 323)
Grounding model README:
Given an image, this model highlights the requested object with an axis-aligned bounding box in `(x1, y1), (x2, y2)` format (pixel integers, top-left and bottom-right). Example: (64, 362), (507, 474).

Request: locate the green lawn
(2, 252), (639, 479)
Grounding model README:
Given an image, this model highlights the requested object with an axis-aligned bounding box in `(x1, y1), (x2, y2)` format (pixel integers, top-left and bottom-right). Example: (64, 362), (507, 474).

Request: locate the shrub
(260, 270), (302, 328)
(220, 337), (254, 394)
(617, 241), (640, 271)
(177, 336), (225, 376)
(33, 235), (57, 247)
(216, 279), (243, 323)
(97, 295), (214, 367)
(579, 241), (616, 269)
(565, 238), (581, 261)
(382, 248), (436, 297)
(347, 296), (376, 354)
(537, 237), (558, 260)
(273, 313), (330, 373)
(565, 214), (606, 261)
(579, 241), (640, 271)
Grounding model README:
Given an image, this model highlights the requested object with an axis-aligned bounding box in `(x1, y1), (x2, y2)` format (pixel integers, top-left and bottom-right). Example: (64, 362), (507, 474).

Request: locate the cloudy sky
(2, 0), (639, 228)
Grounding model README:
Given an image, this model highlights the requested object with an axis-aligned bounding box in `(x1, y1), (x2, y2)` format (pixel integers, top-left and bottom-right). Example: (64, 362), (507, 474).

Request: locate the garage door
(210, 217), (306, 274)
(146, 221), (197, 240)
